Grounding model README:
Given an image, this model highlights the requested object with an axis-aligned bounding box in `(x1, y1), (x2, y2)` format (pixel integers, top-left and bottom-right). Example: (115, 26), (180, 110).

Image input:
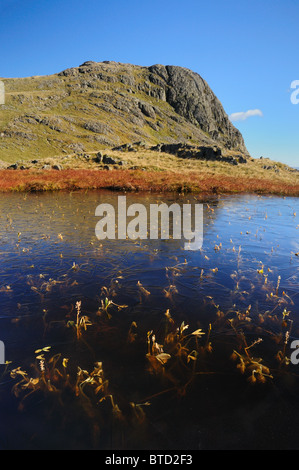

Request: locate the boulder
(7, 163), (18, 170)
(94, 151), (102, 163)
(102, 155), (116, 165)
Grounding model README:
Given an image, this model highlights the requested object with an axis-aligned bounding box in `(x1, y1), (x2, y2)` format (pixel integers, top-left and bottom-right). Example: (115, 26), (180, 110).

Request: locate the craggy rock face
(148, 64), (248, 154)
(0, 61), (249, 161)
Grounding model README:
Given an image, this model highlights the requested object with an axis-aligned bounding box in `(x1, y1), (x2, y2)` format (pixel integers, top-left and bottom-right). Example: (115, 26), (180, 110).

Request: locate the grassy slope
(0, 66), (215, 163)
(0, 148), (298, 195)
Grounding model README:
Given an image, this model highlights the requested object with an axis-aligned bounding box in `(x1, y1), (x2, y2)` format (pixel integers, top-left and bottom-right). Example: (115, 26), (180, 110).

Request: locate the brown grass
(0, 168), (298, 196)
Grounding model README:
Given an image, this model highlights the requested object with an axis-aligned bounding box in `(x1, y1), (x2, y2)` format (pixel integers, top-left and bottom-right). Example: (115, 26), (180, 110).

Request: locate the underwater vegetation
(2, 257), (298, 449)
(0, 192), (298, 450)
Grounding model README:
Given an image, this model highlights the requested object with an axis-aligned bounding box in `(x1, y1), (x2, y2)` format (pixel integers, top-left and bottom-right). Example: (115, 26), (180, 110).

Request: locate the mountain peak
(0, 61), (248, 161)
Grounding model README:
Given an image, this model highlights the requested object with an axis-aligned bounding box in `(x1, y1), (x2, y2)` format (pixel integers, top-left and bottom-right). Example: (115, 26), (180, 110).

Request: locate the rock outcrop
(148, 64), (247, 154)
(150, 142), (247, 165)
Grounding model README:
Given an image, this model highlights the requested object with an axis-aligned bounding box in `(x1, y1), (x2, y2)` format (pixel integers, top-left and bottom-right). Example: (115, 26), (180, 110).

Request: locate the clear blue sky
(0, 0), (298, 167)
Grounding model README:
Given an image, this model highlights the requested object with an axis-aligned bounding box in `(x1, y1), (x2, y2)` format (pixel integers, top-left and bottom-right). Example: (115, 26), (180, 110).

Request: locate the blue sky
(0, 0), (298, 167)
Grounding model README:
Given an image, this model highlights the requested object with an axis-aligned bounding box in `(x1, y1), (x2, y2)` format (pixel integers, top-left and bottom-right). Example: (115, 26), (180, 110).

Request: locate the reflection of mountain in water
(0, 190), (297, 310)
(0, 190), (220, 256)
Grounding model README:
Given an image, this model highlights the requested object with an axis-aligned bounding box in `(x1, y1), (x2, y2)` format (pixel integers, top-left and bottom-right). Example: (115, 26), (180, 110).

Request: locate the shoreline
(0, 168), (298, 196)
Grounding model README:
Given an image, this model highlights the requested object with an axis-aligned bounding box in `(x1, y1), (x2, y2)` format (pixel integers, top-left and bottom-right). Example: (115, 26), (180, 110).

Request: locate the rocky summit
(0, 60), (248, 163)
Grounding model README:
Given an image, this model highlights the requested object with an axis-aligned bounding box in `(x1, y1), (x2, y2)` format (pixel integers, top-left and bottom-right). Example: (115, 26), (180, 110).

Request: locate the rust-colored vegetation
(0, 168), (298, 196)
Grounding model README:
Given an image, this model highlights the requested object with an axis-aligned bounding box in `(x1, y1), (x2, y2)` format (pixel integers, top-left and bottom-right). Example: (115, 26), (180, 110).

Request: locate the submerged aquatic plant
(230, 341), (273, 384)
(10, 349), (122, 419)
(67, 300), (92, 339)
(229, 319), (273, 384)
(137, 280), (151, 302)
(97, 296), (128, 320)
(275, 315), (294, 368)
(8, 346), (153, 449)
(10, 348), (69, 409)
(145, 313), (212, 397)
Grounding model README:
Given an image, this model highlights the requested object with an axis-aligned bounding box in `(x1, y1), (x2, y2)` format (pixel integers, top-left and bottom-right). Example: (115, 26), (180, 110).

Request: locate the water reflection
(0, 190), (298, 450)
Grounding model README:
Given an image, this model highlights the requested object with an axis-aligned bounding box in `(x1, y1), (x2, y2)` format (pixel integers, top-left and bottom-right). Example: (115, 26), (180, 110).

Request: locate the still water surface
(0, 190), (298, 449)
